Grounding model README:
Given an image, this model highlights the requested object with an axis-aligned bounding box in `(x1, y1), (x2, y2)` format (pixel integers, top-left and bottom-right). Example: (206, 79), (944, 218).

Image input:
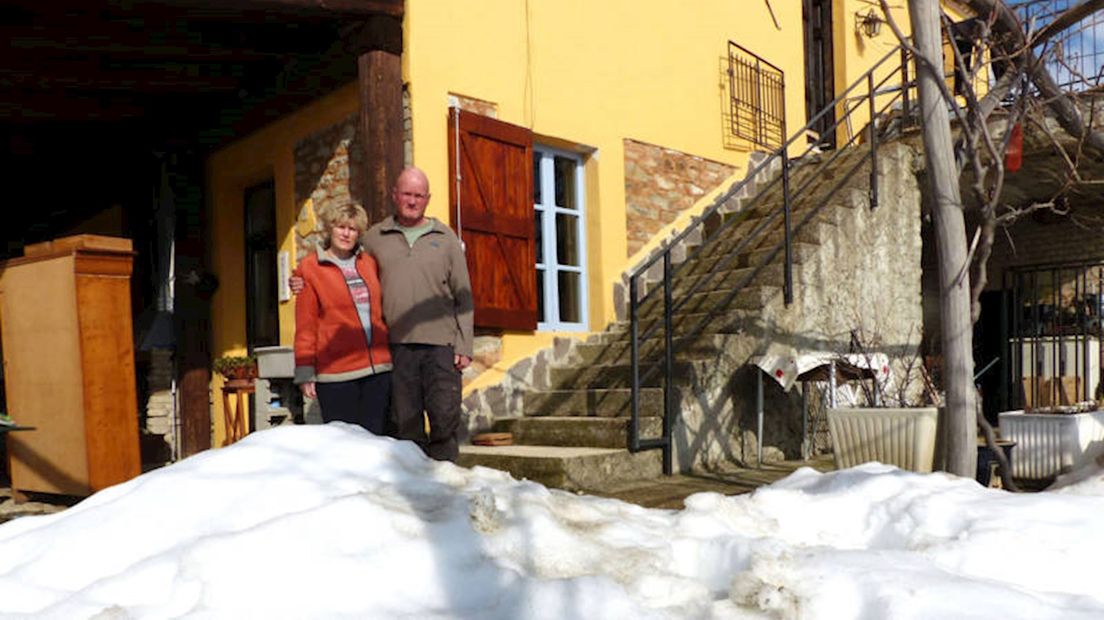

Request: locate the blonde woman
(294, 204), (392, 433)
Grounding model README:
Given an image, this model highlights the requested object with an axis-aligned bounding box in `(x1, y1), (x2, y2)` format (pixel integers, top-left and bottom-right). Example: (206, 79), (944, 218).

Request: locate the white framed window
(534, 146), (588, 331)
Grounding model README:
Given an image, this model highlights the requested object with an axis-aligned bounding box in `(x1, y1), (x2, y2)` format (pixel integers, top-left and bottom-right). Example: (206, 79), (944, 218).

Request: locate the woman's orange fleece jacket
(294, 248), (393, 384)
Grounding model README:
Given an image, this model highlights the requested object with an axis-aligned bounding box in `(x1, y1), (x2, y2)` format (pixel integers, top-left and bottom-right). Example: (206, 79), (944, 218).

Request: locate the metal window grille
(727, 41), (786, 150)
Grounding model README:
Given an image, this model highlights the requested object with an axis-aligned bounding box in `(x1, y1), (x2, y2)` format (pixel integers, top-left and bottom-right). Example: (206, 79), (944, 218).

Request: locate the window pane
(536, 268), (546, 322)
(554, 156), (576, 209)
(557, 271), (581, 324)
(534, 208), (544, 264)
(555, 212), (578, 267)
(533, 152), (542, 204)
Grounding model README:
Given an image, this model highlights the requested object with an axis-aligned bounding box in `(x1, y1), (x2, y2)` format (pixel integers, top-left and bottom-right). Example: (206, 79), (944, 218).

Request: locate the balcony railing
(1016, 0), (1104, 91)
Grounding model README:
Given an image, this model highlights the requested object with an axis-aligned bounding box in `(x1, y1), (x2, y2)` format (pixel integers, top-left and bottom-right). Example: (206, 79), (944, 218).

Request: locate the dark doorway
(244, 180), (279, 351)
(803, 0), (836, 149)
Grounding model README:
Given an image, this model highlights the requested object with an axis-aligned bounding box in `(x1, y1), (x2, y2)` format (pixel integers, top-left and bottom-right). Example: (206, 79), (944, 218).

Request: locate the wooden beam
(0, 94), (150, 121)
(358, 48), (404, 225)
(0, 67), (244, 93)
(139, 0), (403, 19)
(344, 15), (403, 56)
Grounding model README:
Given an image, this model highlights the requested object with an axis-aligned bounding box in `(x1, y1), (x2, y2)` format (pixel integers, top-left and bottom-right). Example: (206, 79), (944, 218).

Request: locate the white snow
(1, 423), (1103, 619)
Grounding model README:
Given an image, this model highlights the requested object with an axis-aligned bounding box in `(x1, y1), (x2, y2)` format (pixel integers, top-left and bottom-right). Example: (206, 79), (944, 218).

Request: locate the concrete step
(457, 445), (663, 492)
(492, 416), (662, 449)
(524, 387), (663, 417)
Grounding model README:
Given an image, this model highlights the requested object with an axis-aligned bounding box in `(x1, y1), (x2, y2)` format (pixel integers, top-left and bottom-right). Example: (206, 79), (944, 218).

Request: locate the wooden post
(175, 238), (214, 458)
(354, 15), (404, 225)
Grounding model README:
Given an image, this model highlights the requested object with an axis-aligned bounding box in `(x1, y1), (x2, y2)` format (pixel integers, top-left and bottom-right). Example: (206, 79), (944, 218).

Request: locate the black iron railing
(629, 45), (920, 473)
(727, 41), (786, 151)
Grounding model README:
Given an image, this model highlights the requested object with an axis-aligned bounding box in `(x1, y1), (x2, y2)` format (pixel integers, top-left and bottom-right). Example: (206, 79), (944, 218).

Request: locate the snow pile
(0, 424), (1102, 619)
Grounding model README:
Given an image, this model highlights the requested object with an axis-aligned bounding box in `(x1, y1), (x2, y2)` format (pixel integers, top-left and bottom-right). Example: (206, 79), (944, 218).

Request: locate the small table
(221, 380), (255, 446)
(977, 439), (1016, 488)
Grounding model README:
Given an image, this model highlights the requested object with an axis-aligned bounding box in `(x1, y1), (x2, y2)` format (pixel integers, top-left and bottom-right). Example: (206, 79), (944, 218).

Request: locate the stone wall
(293, 115), (365, 260)
(143, 348), (175, 462)
(623, 138), (736, 256)
(293, 88), (413, 260)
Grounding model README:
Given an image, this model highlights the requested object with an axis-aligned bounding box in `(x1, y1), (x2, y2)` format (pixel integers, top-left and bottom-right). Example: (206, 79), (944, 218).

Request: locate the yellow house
(206, 0), (976, 447)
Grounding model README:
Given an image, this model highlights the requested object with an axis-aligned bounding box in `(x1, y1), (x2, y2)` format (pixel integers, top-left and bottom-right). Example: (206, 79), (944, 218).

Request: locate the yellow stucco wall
(404, 0), (809, 390)
(206, 83), (359, 446)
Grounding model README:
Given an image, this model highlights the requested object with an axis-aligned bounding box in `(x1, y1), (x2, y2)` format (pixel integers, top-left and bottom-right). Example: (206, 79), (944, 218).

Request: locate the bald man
(359, 167), (473, 462)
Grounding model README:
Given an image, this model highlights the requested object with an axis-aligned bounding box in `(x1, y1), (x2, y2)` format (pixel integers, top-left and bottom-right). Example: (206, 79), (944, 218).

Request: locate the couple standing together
(292, 167), (473, 462)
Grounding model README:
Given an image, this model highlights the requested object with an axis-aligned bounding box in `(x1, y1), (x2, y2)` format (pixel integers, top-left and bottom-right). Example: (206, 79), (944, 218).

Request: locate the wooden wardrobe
(1, 235), (141, 497)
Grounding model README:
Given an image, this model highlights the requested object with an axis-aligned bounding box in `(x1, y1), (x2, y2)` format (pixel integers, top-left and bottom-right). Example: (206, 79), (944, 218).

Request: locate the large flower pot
(827, 407), (940, 472)
(998, 410), (1104, 482)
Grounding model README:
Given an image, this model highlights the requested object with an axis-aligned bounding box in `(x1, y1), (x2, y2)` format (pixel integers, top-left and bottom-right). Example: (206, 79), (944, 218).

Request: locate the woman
(294, 204), (392, 434)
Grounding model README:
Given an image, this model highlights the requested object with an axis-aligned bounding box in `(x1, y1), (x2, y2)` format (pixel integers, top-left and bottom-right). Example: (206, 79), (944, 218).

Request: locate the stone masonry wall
(293, 115), (364, 260)
(624, 138), (737, 256)
(143, 348), (175, 460)
(293, 88), (414, 260)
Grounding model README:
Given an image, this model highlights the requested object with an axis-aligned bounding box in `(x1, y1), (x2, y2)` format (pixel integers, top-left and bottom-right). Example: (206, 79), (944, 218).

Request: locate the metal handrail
(628, 44), (918, 473)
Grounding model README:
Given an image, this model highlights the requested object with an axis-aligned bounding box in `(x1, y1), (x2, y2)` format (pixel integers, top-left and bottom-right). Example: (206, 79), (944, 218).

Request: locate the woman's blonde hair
(319, 203), (369, 249)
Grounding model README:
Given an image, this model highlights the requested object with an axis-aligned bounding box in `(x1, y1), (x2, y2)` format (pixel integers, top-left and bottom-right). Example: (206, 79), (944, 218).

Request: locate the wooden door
(448, 109), (537, 330)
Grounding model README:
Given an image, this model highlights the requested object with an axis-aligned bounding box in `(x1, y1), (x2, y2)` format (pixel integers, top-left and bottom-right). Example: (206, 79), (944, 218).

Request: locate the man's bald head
(392, 166), (432, 227)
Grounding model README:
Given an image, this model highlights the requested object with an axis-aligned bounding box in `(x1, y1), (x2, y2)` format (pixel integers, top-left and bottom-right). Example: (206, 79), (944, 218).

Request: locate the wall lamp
(855, 9), (884, 38)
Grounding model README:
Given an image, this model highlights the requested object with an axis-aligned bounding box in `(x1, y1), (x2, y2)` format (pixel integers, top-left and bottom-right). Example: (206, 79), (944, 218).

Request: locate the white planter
(997, 410), (1104, 481)
(828, 407), (939, 472)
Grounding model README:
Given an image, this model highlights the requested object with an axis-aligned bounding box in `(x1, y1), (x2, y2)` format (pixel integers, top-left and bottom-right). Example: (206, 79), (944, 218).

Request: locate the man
(293, 167), (474, 461)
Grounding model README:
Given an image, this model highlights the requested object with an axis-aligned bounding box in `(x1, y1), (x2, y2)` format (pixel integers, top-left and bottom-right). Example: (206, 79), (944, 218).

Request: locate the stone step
(548, 359), (697, 389)
(492, 416), (662, 449)
(457, 445), (663, 492)
(630, 285), (780, 331)
(573, 334), (722, 365)
(610, 307), (758, 343)
(638, 264), (790, 317)
(524, 387), (663, 417)
(692, 207), (838, 272)
(673, 241), (819, 284)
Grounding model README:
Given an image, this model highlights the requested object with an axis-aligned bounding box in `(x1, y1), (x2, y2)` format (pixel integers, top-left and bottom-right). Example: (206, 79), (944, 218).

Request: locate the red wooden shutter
(448, 108), (537, 330)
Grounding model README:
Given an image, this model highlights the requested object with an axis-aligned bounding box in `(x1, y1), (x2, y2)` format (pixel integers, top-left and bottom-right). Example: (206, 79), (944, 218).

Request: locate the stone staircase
(459, 145), (896, 492)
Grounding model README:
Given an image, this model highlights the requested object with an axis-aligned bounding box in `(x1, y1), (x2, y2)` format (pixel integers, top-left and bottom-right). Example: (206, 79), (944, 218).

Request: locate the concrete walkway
(0, 456), (838, 524)
(591, 456), (836, 509)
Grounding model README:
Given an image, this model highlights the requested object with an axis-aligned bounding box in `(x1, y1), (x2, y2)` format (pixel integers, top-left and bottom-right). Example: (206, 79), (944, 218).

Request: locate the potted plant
(213, 354), (258, 382)
(826, 332), (941, 473)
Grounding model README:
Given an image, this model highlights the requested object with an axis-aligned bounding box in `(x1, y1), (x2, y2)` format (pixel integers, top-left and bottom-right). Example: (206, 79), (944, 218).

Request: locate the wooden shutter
(448, 108), (537, 330)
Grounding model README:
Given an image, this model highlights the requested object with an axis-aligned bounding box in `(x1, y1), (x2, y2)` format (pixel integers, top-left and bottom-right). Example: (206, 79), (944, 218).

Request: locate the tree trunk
(909, 0), (977, 477)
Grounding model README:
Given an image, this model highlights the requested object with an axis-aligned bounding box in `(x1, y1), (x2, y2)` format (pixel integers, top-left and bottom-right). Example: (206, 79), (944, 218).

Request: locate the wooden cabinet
(1, 235), (141, 496)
